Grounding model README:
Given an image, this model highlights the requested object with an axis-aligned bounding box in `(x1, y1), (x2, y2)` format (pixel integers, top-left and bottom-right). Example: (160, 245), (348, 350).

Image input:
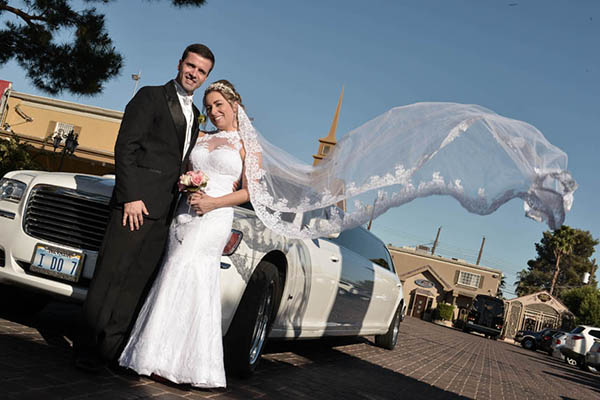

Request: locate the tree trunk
(550, 253), (561, 295)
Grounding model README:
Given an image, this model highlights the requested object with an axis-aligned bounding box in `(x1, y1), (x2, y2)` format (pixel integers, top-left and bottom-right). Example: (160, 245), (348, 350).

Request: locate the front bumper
(0, 203), (94, 302)
(466, 321), (501, 336)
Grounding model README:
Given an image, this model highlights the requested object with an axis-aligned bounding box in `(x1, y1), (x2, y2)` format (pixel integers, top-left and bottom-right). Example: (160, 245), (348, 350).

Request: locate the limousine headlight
(0, 178), (27, 203)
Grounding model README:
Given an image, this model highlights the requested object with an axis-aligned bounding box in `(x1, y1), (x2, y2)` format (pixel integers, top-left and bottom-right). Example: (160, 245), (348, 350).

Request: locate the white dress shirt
(173, 80), (194, 160)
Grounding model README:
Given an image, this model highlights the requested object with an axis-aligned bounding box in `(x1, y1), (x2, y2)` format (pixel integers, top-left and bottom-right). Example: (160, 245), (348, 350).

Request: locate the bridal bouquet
(178, 170), (209, 193)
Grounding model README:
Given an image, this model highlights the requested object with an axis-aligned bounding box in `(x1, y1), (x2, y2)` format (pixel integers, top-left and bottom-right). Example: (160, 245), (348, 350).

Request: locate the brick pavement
(1, 302), (599, 399)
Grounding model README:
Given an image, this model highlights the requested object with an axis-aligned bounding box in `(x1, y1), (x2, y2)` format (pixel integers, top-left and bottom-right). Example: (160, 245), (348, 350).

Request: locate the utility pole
(431, 227), (441, 255)
(476, 236), (486, 265)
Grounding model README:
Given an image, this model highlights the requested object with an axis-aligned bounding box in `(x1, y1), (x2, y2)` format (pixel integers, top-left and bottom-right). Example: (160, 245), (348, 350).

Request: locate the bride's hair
(203, 80), (244, 110)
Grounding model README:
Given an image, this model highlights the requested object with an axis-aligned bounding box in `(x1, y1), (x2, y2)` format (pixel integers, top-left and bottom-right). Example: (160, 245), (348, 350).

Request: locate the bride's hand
(188, 192), (218, 215)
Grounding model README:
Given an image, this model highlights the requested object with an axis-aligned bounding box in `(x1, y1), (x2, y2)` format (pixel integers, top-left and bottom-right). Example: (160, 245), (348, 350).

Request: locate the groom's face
(176, 52), (213, 95)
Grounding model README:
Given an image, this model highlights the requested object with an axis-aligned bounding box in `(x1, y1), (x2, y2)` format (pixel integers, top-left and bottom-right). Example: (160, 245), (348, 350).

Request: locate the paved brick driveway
(1, 302), (599, 399)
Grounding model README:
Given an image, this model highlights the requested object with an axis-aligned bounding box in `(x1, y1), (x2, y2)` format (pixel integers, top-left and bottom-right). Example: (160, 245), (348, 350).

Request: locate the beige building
(1, 80), (122, 175)
(388, 245), (503, 321)
(502, 291), (574, 339)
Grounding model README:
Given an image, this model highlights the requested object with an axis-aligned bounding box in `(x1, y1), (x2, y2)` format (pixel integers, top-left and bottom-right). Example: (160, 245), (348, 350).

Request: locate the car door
(289, 236), (344, 333)
(326, 227), (399, 333)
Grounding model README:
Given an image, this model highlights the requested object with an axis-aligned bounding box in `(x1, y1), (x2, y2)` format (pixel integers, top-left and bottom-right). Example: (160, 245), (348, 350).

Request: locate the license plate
(30, 244), (84, 283)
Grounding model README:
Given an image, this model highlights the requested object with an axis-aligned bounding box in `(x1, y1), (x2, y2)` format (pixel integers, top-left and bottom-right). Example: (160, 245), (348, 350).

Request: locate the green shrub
(434, 303), (454, 321)
(562, 286), (600, 326)
(0, 135), (42, 178)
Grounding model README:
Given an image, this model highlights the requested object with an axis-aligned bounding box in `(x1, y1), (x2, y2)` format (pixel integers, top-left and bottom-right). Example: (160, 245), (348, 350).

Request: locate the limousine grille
(23, 185), (111, 252)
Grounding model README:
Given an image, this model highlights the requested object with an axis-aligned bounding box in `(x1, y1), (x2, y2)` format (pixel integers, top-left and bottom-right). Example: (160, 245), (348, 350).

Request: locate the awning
(451, 289), (476, 298)
(412, 288), (435, 297)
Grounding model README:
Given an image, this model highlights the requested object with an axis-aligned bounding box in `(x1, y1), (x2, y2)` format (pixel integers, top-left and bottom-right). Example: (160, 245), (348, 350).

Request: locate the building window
(458, 271), (481, 288)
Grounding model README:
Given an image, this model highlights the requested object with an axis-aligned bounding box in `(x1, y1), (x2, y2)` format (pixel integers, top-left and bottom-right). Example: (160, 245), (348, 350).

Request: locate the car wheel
(224, 261), (281, 378)
(522, 338), (535, 351)
(462, 327), (470, 334)
(565, 357), (577, 366)
(375, 303), (401, 350)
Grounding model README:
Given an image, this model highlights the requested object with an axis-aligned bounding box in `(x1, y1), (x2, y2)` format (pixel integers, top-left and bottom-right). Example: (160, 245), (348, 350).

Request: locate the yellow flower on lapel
(198, 114), (206, 125)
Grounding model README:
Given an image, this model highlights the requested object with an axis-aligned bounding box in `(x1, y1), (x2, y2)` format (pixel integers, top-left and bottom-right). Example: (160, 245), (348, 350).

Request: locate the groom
(75, 43), (215, 370)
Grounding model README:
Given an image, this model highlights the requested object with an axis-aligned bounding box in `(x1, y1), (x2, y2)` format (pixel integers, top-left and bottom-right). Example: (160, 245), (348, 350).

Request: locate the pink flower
(190, 171), (206, 186)
(178, 170), (208, 192)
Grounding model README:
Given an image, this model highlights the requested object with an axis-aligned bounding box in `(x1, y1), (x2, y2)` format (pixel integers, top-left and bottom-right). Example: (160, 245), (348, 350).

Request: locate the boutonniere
(198, 114), (207, 125)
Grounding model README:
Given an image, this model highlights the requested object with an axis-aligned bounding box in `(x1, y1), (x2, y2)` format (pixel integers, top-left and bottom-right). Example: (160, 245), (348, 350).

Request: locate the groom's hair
(181, 44), (215, 72)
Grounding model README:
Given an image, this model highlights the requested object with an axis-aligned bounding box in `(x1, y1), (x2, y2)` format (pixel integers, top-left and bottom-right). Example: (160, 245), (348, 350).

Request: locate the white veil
(237, 103), (576, 239)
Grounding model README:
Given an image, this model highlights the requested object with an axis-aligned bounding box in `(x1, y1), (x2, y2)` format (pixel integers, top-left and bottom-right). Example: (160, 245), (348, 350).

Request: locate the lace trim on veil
(237, 104), (576, 239)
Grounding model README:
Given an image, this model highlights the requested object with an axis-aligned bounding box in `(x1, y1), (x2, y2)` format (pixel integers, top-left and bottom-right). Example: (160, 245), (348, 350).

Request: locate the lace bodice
(190, 130), (243, 197)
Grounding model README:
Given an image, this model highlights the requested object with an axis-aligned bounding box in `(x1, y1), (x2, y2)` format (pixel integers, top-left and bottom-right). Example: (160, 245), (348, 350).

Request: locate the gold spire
(313, 86), (344, 166)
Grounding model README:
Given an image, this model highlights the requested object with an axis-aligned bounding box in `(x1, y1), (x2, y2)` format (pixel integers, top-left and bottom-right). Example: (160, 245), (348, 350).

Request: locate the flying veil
(237, 103), (576, 239)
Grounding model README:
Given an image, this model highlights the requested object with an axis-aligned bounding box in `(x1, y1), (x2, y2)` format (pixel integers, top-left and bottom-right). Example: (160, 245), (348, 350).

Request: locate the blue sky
(1, 0), (598, 297)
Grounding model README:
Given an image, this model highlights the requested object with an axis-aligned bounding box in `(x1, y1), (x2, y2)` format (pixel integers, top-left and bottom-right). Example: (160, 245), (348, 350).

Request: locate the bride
(119, 80), (248, 388)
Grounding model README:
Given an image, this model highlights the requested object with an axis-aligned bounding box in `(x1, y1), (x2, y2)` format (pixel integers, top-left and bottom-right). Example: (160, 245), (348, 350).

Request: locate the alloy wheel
(248, 281), (274, 365)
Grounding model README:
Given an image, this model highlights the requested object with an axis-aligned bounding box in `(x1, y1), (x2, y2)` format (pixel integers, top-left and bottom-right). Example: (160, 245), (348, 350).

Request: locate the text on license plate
(30, 244), (84, 282)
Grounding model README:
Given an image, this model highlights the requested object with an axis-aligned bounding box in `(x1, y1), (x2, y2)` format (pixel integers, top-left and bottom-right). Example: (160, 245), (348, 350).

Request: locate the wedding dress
(118, 129), (243, 388)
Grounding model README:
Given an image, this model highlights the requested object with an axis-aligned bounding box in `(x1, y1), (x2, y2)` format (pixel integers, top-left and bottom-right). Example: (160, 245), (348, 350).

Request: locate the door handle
(330, 256), (339, 262)
(396, 284), (402, 287)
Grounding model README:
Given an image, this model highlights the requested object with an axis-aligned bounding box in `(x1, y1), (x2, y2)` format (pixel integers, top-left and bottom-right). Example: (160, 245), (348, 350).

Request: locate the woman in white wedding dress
(118, 80), (249, 388)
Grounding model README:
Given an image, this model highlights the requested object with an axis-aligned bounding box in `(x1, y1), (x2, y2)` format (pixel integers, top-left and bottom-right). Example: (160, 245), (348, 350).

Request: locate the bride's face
(205, 91), (236, 131)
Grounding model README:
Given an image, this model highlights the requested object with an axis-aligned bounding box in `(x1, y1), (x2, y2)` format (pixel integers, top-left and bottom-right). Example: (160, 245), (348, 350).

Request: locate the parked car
(585, 340), (600, 371)
(550, 331), (570, 361)
(0, 170), (404, 375)
(462, 294), (505, 339)
(560, 325), (600, 371)
(515, 328), (563, 354)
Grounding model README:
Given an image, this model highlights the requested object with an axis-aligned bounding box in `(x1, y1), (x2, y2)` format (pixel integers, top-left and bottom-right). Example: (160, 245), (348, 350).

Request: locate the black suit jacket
(111, 80), (200, 219)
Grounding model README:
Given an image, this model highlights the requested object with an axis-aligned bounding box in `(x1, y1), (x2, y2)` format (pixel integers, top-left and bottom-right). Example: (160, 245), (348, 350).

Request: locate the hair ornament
(206, 82), (238, 100)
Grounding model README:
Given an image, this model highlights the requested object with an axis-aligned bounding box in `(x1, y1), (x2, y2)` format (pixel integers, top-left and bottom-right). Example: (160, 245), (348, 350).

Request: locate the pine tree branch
(0, 5), (47, 28)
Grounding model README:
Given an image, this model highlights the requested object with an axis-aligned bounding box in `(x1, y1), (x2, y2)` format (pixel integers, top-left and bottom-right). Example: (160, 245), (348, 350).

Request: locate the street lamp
(131, 71), (141, 98)
(52, 129), (79, 171)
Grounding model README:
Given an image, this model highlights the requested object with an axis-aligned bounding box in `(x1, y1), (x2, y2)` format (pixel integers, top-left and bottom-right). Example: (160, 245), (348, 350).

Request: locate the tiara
(206, 82), (237, 99)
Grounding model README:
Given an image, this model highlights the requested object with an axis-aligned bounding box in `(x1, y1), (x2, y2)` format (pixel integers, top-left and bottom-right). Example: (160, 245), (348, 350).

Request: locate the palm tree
(549, 225), (577, 296)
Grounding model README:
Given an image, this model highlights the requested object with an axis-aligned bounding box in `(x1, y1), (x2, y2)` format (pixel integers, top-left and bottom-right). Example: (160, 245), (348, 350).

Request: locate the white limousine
(0, 170), (404, 375)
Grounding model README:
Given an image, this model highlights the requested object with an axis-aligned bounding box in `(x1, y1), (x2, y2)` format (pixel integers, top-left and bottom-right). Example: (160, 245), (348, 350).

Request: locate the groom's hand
(123, 200), (149, 231)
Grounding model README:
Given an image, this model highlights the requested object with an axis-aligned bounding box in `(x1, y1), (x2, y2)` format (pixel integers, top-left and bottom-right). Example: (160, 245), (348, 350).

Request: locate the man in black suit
(76, 44), (215, 370)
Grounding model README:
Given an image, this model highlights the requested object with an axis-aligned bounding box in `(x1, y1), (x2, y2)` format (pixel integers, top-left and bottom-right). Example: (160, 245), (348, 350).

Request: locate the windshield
(473, 296), (504, 316)
(570, 326), (584, 334)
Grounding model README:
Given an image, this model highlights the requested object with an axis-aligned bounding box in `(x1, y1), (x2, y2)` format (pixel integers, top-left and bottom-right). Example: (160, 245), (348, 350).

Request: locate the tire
(462, 327), (470, 334)
(522, 338), (536, 351)
(375, 303), (401, 350)
(565, 357), (577, 366)
(224, 261), (282, 377)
